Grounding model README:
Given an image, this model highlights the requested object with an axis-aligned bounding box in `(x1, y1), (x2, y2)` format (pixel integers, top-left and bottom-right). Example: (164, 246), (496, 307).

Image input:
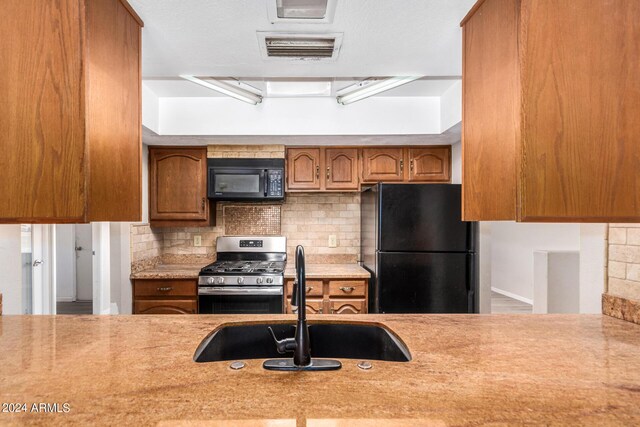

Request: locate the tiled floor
(57, 301), (92, 315)
(491, 291), (532, 314)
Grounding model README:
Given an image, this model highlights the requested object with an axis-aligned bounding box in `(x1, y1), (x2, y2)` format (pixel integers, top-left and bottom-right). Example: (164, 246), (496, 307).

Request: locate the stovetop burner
(201, 260), (285, 275)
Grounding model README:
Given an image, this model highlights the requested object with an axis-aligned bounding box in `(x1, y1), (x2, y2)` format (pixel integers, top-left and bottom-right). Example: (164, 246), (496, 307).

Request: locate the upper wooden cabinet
(325, 148), (359, 190)
(149, 147), (211, 227)
(287, 148), (322, 190)
(287, 146), (451, 191)
(0, 0), (143, 223)
(461, 0), (640, 222)
(361, 148), (405, 182)
(287, 147), (359, 191)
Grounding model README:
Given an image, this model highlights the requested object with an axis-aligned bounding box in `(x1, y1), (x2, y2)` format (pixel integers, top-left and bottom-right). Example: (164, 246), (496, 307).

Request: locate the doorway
(55, 224), (93, 315)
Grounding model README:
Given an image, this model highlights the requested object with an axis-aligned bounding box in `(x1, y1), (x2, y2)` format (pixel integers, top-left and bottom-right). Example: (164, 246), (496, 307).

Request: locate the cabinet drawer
(329, 299), (366, 315)
(134, 299), (197, 314)
(285, 279), (324, 297)
(134, 280), (197, 297)
(329, 280), (366, 297)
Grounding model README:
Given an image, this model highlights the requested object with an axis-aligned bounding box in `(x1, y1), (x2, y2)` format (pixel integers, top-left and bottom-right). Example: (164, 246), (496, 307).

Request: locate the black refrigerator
(361, 183), (478, 314)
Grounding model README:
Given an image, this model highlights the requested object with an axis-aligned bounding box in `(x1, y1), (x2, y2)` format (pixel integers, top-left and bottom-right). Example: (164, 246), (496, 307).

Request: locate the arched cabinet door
(408, 147), (451, 182)
(330, 299), (366, 315)
(287, 148), (321, 190)
(361, 148), (405, 182)
(325, 148), (359, 190)
(149, 147), (208, 221)
(134, 300), (197, 314)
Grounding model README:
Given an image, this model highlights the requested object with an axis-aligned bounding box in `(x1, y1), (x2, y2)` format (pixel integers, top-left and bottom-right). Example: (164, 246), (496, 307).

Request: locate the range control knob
(237, 277), (244, 284)
(207, 277), (215, 285)
(266, 277), (274, 284)
(215, 277), (224, 285)
(256, 277), (263, 284)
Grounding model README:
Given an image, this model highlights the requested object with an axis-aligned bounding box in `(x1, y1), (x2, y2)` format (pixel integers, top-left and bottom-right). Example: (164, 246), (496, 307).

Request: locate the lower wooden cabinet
(285, 277), (368, 315)
(132, 279), (198, 314)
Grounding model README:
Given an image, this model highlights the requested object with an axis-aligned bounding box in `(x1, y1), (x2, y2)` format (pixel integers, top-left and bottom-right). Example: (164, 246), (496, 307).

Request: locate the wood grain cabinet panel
(408, 147), (451, 182)
(287, 298), (324, 315)
(134, 300), (197, 315)
(330, 299), (366, 315)
(287, 148), (322, 190)
(325, 148), (359, 190)
(461, 0), (640, 222)
(285, 279), (324, 297)
(361, 148), (406, 182)
(149, 147), (210, 227)
(328, 280), (366, 298)
(0, 0), (143, 223)
(134, 280), (197, 297)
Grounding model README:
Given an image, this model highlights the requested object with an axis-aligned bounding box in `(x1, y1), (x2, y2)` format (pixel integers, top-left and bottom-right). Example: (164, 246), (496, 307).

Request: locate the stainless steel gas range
(198, 236), (286, 314)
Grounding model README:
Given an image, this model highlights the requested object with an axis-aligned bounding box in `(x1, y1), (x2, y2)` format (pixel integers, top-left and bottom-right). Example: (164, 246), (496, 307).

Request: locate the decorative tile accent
(223, 205), (281, 236)
(207, 144), (285, 159)
(602, 293), (640, 325)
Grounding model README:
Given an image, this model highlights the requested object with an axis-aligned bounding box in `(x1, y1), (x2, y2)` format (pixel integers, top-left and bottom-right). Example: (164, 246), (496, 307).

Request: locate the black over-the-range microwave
(207, 158), (285, 201)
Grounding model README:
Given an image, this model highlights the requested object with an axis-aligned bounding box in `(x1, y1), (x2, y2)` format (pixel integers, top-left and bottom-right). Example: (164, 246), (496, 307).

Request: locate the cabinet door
(361, 148), (405, 182)
(287, 148), (322, 190)
(287, 298), (324, 315)
(325, 148), (359, 190)
(134, 299), (197, 314)
(408, 147), (451, 182)
(285, 279), (324, 297)
(329, 299), (366, 315)
(149, 147), (208, 221)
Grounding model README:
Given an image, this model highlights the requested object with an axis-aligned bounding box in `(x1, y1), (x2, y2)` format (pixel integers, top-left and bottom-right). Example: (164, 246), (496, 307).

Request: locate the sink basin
(194, 321), (411, 363)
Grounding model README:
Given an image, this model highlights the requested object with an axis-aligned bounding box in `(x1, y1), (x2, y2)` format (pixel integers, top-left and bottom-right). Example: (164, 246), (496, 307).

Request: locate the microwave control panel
(268, 170), (283, 197)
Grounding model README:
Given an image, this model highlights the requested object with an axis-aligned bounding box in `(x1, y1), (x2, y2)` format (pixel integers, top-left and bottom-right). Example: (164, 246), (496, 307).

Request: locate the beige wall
(607, 224), (640, 301)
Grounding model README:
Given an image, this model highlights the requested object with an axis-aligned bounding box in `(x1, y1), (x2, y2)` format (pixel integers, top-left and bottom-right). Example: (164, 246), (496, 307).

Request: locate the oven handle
(199, 287), (283, 296)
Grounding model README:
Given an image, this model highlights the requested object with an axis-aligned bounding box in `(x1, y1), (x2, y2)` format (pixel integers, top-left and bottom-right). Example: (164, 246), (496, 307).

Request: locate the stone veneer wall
(604, 224), (640, 324)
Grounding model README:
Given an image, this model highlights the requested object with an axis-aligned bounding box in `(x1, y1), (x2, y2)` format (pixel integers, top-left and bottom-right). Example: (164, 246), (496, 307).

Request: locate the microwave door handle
(264, 169), (268, 197)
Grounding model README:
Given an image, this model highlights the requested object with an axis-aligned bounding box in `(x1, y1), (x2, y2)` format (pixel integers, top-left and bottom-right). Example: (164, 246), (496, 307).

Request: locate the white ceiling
(130, 0), (476, 78)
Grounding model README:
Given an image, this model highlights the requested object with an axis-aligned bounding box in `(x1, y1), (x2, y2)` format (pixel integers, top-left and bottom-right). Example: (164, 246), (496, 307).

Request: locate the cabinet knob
(400, 159), (404, 172)
(316, 165), (320, 179)
(410, 159), (414, 171)
(326, 167), (330, 180)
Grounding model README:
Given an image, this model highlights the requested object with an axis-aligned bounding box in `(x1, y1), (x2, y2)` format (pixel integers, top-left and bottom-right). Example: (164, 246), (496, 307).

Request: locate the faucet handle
(267, 327), (297, 354)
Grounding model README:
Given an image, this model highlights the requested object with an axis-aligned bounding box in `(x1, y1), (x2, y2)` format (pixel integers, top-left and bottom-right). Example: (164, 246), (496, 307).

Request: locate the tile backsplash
(607, 224), (640, 302)
(131, 193), (361, 268)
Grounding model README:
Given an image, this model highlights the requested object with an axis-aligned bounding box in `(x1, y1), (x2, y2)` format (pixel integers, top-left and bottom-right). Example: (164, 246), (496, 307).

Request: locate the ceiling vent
(258, 33), (343, 61)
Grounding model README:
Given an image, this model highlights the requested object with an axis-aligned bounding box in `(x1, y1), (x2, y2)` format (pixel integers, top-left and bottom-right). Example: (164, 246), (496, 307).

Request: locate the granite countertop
(284, 263), (370, 279)
(130, 263), (208, 280)
(1, 314), (639, 425)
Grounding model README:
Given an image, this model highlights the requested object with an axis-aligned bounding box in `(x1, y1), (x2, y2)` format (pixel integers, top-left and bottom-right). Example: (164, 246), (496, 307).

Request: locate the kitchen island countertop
(1, 314), (639, 425)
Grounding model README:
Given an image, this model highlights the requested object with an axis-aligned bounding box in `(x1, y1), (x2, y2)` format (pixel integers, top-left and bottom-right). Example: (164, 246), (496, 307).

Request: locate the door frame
(31, 224), (56, 315)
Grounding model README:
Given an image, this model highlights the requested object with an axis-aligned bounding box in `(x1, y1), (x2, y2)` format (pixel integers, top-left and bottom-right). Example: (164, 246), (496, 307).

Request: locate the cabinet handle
(306, 286), (313, 293)
(410, 160), (414, 171)
(316, 165), (320, 179)
(400, 159), (404, 172)
(157, 287), (173, 292)
(319, 309), (323, 314)
(339, 286), (355, 293)
(326, 167), (330, 180)
(201, 197), (205, 211)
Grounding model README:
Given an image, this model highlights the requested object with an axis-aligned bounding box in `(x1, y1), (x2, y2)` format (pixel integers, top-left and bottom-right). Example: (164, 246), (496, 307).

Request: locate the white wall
(490, 222), (581, 302)
(440, 81), (462, 132)
(0, 225), (22, 314)
(142, 83), (160, 134)
(157, 96), (442, 135)
(579, 224), (607, 313)
(55, 225), (75, 301)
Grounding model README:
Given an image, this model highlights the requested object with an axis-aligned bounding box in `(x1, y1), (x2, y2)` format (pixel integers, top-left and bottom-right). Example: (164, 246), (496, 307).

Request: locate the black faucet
(263, 246), (341, 371)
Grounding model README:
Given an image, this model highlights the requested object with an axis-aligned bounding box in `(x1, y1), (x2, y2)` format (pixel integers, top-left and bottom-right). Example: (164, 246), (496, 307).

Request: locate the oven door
(198, 286), (284, 314)
(208, 168), (266, 200)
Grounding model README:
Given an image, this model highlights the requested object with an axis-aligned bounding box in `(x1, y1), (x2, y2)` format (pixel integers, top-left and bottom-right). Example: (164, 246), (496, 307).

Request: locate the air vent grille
(265, 37), (335, 58)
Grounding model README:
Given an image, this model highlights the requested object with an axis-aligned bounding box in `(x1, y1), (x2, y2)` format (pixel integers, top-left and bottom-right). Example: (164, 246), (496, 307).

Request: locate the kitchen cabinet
(0, 0), (143, 223)
(286, 147), (359, 191)
(461, 0), (640, 222)
(149, 147), (212, 227)
(285, 278), (368, 315)
(287, 148), (322, 190)
(133, 279), (198, 314)
(407, 147), (451, 182)
(361, 148), (405, 182)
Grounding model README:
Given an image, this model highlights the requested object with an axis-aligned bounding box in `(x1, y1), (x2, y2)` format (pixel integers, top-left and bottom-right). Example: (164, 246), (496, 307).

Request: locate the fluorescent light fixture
(336, 76), (422, 105)
(277, 0), (328, 19)
(180, 75), (263, 105)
